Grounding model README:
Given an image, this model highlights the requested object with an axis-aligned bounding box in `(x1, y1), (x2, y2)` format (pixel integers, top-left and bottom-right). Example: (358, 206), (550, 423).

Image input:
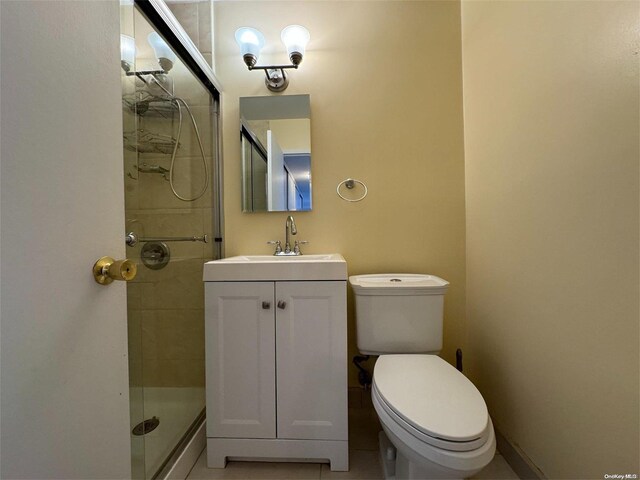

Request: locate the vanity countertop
(203, 254), (347, 281)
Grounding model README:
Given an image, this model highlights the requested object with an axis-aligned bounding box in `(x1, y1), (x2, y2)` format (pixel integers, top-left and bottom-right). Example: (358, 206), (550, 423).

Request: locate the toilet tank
(349, 274), (449, 355)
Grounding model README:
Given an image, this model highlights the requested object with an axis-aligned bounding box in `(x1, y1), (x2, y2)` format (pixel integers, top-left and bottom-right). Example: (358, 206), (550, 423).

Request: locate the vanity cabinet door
(275, 281), (348, 440)
(205, 282), (276, 439)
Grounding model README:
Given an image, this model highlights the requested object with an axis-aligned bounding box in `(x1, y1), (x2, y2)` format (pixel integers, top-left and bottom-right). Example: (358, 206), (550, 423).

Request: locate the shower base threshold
(130, 387), (205, 479)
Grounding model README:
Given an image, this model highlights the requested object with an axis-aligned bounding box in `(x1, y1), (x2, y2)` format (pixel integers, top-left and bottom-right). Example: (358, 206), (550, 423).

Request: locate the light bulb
(281, 25), (310, 65)
(120, 34), (135, 72)
(147, 32), (176, 72)
(235, 27), (265, 67)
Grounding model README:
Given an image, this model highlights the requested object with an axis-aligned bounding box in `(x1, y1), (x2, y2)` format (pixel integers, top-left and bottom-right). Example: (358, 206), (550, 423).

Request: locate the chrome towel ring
(337, 178), (368, 202)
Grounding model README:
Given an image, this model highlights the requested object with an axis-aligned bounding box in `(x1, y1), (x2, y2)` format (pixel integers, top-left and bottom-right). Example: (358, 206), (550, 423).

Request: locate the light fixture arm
(248, 64), (299, 71)
(124, 70), (167, 86)
(245, 63), (299, 93)
(127, 70), (165, 77)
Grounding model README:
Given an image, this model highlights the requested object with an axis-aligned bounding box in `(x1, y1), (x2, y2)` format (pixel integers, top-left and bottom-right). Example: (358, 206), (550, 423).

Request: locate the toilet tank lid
(349, 274), (449, 295)
(373, 355), (489, 442)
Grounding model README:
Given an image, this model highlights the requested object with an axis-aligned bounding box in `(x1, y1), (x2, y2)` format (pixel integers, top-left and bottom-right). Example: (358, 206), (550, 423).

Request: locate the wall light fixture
(119, 32), (176, 78)
(235, 25), (310, 92)
(147, 32), (176, 73)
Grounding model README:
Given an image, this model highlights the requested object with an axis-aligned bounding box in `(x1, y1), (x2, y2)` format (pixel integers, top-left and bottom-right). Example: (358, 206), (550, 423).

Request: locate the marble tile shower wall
(169, 1), (214, 67)
(126, 1), (215, 388)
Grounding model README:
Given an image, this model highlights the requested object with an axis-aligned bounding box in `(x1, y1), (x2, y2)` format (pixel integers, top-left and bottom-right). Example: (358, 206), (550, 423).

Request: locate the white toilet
(349, 274), (495, 480)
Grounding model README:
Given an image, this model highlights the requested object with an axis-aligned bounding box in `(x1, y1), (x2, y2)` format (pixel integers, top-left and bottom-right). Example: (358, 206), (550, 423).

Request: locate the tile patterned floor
(187, 407), (519, 479)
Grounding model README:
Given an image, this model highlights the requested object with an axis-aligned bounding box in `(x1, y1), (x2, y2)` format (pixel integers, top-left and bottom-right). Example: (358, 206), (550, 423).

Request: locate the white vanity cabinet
(204, 271), (348, 471)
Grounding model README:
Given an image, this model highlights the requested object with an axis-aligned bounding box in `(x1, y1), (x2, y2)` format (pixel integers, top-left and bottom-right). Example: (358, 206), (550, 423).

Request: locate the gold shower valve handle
(93, 256), (137, 285)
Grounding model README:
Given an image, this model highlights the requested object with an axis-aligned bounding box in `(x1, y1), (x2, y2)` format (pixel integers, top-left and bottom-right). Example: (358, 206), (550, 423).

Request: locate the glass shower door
(120, 3), (220, 477)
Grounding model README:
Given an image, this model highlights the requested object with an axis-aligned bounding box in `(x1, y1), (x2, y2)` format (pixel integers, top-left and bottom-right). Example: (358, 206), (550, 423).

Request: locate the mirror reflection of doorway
(240, 95), (311, 212)
(241, 127), (311, 212)
(284, 153), (311, 210)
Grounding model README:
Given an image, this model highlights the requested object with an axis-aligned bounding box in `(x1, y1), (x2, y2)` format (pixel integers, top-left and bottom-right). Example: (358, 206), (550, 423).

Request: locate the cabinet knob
(262, 301), (271, 310)
(277, 300), (286, 309)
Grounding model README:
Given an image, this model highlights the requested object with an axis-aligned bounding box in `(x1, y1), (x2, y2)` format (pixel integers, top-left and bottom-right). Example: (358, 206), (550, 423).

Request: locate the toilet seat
(372, 355), (491, 452)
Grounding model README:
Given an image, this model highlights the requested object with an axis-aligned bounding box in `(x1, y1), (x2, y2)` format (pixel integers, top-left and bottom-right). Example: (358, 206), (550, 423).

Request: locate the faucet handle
(293, 240), (308, 255)
(267, 240), (282, 254)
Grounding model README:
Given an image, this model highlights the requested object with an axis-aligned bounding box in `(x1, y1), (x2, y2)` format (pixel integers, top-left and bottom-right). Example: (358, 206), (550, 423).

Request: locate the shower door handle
(126, 231), (208, 246)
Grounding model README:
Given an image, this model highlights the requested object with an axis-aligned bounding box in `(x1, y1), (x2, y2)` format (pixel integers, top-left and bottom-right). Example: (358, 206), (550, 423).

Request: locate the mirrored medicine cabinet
(240, 94), (311, 212)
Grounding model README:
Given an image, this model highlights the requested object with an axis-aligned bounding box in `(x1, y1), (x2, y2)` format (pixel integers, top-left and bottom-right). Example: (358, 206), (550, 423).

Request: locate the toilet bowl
(349, 274), (496, 479)
(372, 355), (495, 479)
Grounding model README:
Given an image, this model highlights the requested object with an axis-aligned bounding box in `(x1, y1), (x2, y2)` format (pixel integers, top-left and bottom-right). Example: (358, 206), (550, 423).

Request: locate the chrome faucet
(284, 215), (297, 254)
(267, 215), (308, 255)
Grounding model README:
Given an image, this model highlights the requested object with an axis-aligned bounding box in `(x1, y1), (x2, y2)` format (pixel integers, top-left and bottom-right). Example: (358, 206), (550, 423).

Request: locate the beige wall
(215, 1), (467, 385)
(168, 0), (214, 66)
(462, 1), (639, 478)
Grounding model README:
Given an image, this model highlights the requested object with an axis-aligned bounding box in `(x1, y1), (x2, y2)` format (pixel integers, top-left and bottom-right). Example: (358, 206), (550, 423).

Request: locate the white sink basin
(229, 254), (338, 262)
(203, 254), (347, 281)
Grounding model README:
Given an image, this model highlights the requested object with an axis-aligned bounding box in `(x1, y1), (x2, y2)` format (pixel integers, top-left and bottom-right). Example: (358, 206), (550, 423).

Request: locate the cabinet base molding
(206, 437), (349, 472)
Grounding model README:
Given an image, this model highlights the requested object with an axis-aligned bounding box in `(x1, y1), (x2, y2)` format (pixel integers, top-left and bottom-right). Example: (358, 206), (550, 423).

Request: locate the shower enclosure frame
(136, 0), (224, 260)
(128, 0), (224, 478)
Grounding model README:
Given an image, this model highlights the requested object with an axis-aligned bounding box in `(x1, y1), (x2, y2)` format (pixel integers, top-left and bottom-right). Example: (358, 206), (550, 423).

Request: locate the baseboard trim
(494, 427), (546, 480)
